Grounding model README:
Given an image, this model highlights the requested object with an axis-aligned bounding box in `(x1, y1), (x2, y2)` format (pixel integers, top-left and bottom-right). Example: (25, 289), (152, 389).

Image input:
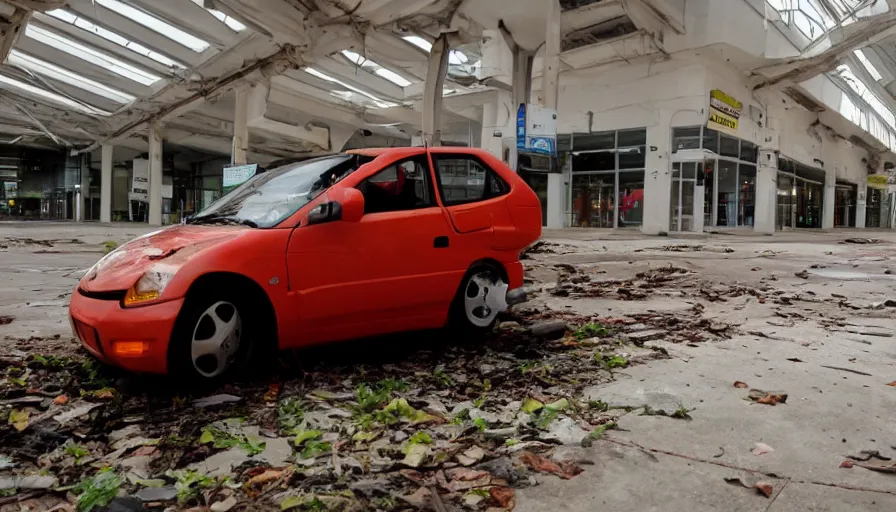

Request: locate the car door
(429, 151), (515, 253)
(287, 154), (459, 346)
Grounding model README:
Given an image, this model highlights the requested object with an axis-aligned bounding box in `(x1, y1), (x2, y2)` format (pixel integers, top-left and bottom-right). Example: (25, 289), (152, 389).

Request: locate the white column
(642, 122), (673, 235)
(855, 183), (867, 228)
(148, 122), (163, 226)
(77, 154), (89, 222)
(100, 145), (113, 223)
(754, 153), (777, 234)
(422, 34), (450, 147)
(822, 167), (835, 229)
(232, 86), (249, 166)
(543, 0), (563, 229)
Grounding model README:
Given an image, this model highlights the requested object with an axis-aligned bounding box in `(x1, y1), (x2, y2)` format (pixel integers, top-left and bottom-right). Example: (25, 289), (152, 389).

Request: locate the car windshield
(188, 154), (370, 228)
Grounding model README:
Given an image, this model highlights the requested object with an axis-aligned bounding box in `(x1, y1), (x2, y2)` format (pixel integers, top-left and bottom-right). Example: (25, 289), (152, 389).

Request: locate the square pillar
(100, 145), (113, 223)
(642, 123), (672, 235)
(148, 122), (163, 226)
(754, 154), (777, 234)
(232, 86), (249, 166)
(822, 168), (835, 229)
(855, 183), (867, 228)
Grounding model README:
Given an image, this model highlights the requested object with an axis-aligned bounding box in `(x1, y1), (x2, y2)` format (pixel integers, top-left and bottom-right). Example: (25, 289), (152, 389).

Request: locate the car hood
(80, 225), (247, 292)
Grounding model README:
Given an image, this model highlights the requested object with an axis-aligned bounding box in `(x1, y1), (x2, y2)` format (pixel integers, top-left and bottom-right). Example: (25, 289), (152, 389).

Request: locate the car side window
(356, 157), (435, 215)
(432, 155), (509, 206)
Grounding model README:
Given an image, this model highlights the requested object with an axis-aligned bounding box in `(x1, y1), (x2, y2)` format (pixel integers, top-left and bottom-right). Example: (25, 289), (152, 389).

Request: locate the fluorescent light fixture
(25, 25), (162, 86)
(95, 0), (210, 52)
(854, 49), (883, 81)
(341, 50), (413, 87)
(189, 0), (246, 32)
(0, 74), (112, 116)
(304, 67), (398, 108)
(8, 50), (136, 103)
(402, 35), (470, 65)
(46, 9), (186, 69)
(403, 36), (432, 52)
(375, 68), (411, 87)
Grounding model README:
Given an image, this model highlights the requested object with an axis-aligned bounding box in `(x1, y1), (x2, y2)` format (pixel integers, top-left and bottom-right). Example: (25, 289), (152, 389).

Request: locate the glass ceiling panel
(854, 49), (882, 81)
(8, 50), (135, 103)
(189, 0), (246, 32)
(767, 0), (869, 42)
(304, 67), (398, 109)
(341, 50), (413, 87)
(836, 63), (896, 150)
(0, 73), (112, 116)
(94, 0), (210, 53)
(25, 25), (162, 86)
(45, 9), (186, 70)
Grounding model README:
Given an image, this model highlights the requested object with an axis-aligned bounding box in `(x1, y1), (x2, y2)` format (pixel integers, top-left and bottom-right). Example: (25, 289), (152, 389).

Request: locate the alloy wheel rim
(463, 272), (508, 328)
(191, 301), (241, 378)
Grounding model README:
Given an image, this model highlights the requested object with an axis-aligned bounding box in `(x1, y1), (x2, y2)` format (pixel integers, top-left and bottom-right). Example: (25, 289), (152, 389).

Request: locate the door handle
(433, 236), (449, 248)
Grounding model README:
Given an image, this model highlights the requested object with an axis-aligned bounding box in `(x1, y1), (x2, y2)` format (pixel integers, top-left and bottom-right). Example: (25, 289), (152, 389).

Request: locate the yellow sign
(868, 174), (889, 190)
(708, 90), (742, 135)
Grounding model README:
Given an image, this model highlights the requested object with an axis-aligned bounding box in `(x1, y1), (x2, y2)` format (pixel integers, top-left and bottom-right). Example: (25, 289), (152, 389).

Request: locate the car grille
(73, 318), (104, 356)
(78, 288), (126, 301)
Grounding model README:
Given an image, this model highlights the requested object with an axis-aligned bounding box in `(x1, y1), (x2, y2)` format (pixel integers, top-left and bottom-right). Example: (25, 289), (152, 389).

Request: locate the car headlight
(123, 268), (176, 306)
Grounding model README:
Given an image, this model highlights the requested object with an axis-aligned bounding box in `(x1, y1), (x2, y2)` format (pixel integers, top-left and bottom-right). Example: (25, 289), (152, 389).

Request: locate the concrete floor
(2, 221), (896, 510)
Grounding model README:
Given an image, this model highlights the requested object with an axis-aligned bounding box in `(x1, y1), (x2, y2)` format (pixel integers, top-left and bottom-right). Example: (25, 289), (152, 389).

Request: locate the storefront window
(672, 127), (701, 152)
(778, 157), (825, 229)
(719, 135), (740, 158)
(569, 128), (646, 228)
(717, 161), (738, 226)
(739, 164), (756, 226)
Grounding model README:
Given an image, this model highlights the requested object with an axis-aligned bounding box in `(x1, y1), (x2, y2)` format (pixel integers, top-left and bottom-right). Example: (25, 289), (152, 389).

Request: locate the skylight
(766, 0), (878, 43)
(8, 50), (136, 104)
(402, 36), (472, 65)
(0, 74), (112, 116)
(341, 50), (412, 87)
(25, 25), (162, 86)
(94, 0), (210, 53)
(46, 9), (186, 70)
(837, 64), (896, 150)
(304, 67), (398, 108)
(854, 49), (882, 81)
(189, 0), (246, 32)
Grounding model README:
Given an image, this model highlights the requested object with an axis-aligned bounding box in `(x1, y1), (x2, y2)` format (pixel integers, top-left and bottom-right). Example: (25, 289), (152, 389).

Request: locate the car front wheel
(169, 289), (253, 382)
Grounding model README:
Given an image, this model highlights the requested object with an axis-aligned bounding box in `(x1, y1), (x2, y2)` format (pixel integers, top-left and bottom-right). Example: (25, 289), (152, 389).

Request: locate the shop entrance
(518, 169), (548, 226)
(834, 183), (857, 227)
(776, 158), (825, 230)
(866, 187), (892, 228)
(671, 162), (698, 232)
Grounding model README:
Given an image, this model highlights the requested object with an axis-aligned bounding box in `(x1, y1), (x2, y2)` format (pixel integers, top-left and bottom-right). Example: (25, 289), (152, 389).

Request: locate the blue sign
(516, 103), (526, 150)
(526, 136), (556, 156)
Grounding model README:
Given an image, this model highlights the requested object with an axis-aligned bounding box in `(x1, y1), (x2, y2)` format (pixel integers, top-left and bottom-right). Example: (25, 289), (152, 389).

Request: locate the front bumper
(69, 290), (184, 374)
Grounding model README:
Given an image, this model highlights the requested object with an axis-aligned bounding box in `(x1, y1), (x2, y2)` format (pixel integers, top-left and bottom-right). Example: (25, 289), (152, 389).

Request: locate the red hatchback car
(69, 148), (542, 381)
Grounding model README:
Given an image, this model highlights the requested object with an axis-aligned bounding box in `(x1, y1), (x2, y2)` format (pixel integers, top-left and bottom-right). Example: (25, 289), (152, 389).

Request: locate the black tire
(168, 282), (262, 383)
(448, 262), (507, 336)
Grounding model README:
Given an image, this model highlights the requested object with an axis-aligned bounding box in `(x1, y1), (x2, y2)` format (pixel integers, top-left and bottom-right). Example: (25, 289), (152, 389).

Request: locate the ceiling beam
(0, 6), (30, 63)
(246, 83), (329, 149)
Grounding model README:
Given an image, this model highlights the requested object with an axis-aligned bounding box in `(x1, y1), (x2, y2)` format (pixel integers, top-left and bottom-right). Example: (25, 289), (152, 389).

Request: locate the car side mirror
(338, 188), (364, 222)
(307, 188), (365, 226)
(307, 201), (342, 225)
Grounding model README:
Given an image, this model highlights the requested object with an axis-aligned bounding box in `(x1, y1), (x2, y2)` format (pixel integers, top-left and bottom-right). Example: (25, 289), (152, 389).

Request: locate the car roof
(346, 147), (495, 157)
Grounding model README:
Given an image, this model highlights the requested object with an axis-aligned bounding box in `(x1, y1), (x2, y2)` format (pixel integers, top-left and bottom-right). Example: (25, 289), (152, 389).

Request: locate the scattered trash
(753, 443), (774, 456)
(854, 462), (896, 474)
(847, 450), (891, 462)
(842, 238), (881, 244)
(786, 358), (804, 363)
(724, 477), (774, 498)
(518, 451), (583, 479)
(192, 394), (242, 408)
(733, 381), (749, 389)
(820, 365), (872, 377)
(747, 389), (788, 406)
(840, 460), (854, 469)
(713, 447), (725, 458)
(794, 270), (810, 279)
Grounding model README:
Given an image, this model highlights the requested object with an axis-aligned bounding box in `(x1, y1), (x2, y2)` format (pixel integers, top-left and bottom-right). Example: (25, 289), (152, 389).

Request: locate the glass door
(671, 162), (697, 232)
(777, 174), (795, 229)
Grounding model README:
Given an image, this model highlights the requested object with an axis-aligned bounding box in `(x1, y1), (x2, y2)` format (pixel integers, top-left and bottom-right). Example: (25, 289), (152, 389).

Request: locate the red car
(69, 148), (542, 380)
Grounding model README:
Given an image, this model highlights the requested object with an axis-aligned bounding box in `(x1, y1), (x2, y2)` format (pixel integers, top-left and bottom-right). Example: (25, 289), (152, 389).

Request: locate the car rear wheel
(169, 288), (254, 382)
(449, 263), (508, 334)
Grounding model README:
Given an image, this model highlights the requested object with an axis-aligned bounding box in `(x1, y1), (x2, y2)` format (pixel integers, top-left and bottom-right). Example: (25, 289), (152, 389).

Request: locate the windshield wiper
(188, 215), (258, 228)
